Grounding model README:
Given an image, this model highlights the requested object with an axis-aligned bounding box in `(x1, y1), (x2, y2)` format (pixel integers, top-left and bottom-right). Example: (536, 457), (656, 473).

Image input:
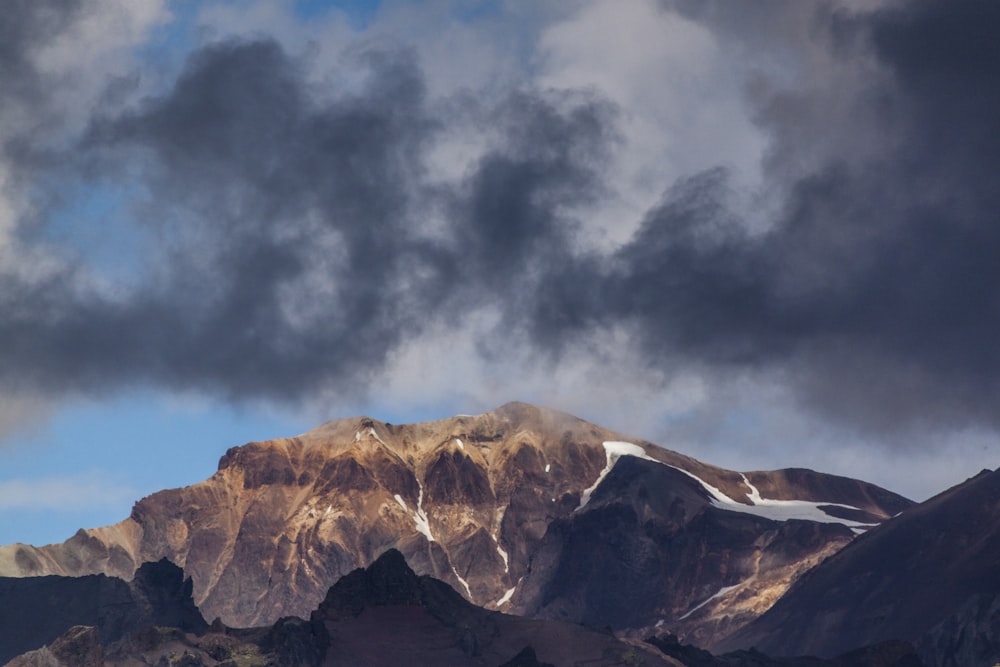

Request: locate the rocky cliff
(0, 558), (206, 664)
(0, 402), (911, 645)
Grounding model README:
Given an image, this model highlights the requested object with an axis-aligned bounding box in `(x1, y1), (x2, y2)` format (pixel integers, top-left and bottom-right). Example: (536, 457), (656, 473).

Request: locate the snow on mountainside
(0, 402), (911, 647)
(581, 441), (879, 529)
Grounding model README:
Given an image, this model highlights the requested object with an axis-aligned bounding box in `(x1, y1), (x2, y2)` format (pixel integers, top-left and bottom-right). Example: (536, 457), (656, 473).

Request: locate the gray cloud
(2, 0), (999, 442)
(2, 30), (615, 406)
(0, 0), (82, 104)
(528, 0), (1000, 432)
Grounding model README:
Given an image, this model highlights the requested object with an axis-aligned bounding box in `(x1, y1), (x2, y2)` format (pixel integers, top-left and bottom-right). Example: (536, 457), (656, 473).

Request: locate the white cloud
(0, 472), (137, 512)
(534, 0), (767, 247)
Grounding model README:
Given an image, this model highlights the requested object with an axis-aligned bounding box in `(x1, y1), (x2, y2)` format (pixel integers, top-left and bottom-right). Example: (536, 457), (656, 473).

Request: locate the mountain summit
(0, 402), (910, 646)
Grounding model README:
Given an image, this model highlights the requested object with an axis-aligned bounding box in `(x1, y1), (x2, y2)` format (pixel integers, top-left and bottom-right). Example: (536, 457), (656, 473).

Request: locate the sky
(1, 0), (999, 546)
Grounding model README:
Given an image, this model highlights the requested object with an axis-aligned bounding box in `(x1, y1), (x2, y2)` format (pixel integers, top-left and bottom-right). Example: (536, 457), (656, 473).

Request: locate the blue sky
(3, 0), (1000, 547)
(0, 396), (301, 545)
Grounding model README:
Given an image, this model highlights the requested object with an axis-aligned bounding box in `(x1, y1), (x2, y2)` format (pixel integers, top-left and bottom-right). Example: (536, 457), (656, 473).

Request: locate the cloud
(1, 0), (998, 463)
(0, 472), (136, 512)
(2, 25), (617, 405)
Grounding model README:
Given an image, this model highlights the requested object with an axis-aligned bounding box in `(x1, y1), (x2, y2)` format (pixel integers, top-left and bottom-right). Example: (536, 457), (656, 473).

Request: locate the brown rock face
(0, 402), (911, 645)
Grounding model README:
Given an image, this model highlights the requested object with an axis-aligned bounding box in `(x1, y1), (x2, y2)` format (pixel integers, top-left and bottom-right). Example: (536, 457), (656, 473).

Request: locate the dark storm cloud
(575, 0), (1000, 431)
(3, 0), (999, 435)
(1, 32), (613, 403)
(0, 0), (82, 101)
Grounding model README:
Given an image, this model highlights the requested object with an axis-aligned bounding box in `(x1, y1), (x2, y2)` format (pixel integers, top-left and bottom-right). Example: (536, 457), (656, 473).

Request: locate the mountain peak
(318, 549), (430, 619)
(1, 403), (913, 647)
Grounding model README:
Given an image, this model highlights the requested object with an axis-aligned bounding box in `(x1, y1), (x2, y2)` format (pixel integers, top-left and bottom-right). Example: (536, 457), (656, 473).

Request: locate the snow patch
(455, 438), (465, 450)
(496, 542), (509, 572)
(451, 566), (472, 597)
(412, 484), (434, 542)
(576, 442), (878, 530)
(354, 431), (361, 442)
(729, 474), (879, 528)
(497, 586), (516, 606)
(545, 463), (551, 473)
(679, 584), (740, 620)
(493, 507), (509, 573)
(394, 494), (408, 511)
(577, 441), (656, 510)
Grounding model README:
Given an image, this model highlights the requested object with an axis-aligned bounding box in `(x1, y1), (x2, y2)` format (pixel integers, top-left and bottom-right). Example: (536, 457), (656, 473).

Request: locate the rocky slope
(0, 402), (911, 645)
(0, 559), (207, 664)
(720, 468), (1000, 666)
(311, 548), (675, 666)
(7, 550), (673, 667)
(6, 550), (927, 667)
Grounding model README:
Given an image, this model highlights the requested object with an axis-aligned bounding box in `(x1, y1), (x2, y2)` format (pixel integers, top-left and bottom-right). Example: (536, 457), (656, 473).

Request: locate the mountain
(309, 547), (675, 666)
(0, 558), (207, 664)
(720, 468), (1000, 666)
(0, 402), (910, 646)
(7, 549), (674, 667)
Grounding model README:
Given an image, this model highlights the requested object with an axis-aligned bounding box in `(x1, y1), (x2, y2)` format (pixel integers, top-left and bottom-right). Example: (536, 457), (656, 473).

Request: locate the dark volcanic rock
(312, 548), (675, 667)
(11, 548), (927, 667)
(497, 646), (556, 667)
(319, 548), (437, 618)
(0, 558), (206, 664)
(723, 468), (1000, 666)
(517, 456), (854, 647)
(6, 626), (105, 667)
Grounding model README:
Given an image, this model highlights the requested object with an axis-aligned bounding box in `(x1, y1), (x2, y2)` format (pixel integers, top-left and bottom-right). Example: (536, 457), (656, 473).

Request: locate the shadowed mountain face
(722, 468), (1000, 667)
(6, 550), (674, 667)
(311, 548), (676, 667)
(0, 402), (911, 646)
(5, 549), (928, 667)
(0, 558), (207, 664)
(514, 456), (864, 646)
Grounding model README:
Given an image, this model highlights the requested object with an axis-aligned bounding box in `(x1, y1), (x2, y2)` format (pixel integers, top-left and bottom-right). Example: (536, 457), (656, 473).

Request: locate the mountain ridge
(719, 466), (1000, 666)
(0, 401), (911, 646)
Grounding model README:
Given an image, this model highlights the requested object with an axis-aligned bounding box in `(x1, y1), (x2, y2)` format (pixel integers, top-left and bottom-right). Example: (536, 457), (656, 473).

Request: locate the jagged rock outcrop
(721, 468), (1000, 667)
(0, 558), (206, 664)
(311, 548), (674, 666)
(5, 626), (105, 667)
(8, 550), (673, 667)
(0, 402), (911, 645)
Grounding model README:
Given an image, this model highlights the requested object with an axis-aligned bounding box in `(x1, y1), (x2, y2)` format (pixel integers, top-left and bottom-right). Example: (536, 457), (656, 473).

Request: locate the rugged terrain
(0, 402), (910, 646)
(720, 468), (1000, 667)
(0, 559), (206, 664)
(6, 549), (926, 667)
(5, 550), (674, 667)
